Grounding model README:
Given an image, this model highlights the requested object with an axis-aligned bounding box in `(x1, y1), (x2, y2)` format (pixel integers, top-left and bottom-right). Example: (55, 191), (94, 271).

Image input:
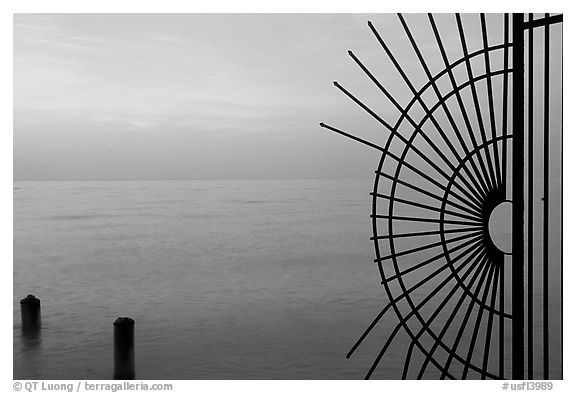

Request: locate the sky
(14, 13), (389, 180)
(13, 13), (560, 180)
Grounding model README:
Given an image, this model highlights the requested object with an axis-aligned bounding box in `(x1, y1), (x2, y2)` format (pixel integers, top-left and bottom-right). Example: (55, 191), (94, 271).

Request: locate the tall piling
(113, 317), (135, 379)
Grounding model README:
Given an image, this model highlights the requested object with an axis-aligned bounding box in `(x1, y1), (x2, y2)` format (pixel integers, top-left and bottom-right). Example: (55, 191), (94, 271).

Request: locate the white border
(3, 1), (574, 391)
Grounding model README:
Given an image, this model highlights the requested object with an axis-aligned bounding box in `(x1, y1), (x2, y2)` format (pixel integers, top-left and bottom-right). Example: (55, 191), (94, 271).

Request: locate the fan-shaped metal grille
(320, 13), (562, 380)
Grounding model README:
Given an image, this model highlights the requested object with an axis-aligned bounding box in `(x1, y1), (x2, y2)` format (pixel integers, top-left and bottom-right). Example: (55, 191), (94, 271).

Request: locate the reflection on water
(21, 326), (42, 349)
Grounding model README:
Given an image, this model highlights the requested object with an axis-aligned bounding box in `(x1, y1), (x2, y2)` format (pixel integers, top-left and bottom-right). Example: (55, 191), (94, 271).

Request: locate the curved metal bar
(371, 152), (461, 379)
(438, 135), (511, 318)
(377, 78), (513, 379)
(369, 60), (513, 379)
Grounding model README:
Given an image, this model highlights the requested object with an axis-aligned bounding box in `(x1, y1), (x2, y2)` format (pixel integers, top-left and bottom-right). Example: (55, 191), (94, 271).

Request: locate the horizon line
(13, 176), (375, 182)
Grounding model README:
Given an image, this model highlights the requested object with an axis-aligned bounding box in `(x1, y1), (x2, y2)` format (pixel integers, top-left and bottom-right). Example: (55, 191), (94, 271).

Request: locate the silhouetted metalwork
(320, 13), (562, 379)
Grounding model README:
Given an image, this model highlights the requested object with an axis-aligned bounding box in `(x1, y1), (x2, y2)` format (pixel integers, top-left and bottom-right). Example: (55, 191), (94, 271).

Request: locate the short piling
(20, 294), (41, 332)
(113, 317), (135, 379)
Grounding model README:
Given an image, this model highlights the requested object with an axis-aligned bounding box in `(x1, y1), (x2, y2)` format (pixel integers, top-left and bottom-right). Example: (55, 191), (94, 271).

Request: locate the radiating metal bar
(395, 14), (492, 201)
(429, 14), (497, 194)
(322, 122), (484, 212)
(390, 38), (512, 197)
(461, 262), (497, 379)
(367, 20), (497, 215)
(416, 253), (490, 379)
(378, 33), (511, 199)
(395, 238), (484, 301)
(347, 303), (393, 359)
(382, 211), (499, 378)
(371, 214), (482, 227)
(373, 237), (499, 378)
(375, 231), (481, 263)
(455, 14), (498, 190)
(386, 231), (512, 317)
(511, 12), (525, 380)
(398, 42), (511, 119)
(365, 321), (404, 379)
(371, 247), (496, 379)
(482, 259), (501, 379)
(381, 149), (480, 212)
(425, 69), (512, 127)
(347, 50), (489, 203)
(367, 18), (457, 164)
(439, 258), (496, 379)
(370, 16), (497, 207)
(348, 235), (484, 359)
(543, 13), (550, 380)
(377, 133), (515, 224)
(402, 340), (416, 379)
(319, 122), (385, 152)
(419, 254), (492, 379)
(371, 226), (480, 241)
(383, 234), (483, 282)
(402, 245), (484, 379)
(527, 12), (535, 380)
(334, 80), (485, 207)
(375, 171), (481, 217)
(381, 68), (515, 216)
(383, 149), (481, 213)
(371, 192), (482, 222)
(480, 14), (502, 186)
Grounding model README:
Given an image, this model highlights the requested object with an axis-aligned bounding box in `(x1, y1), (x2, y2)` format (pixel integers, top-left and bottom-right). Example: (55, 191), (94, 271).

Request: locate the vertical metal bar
(500, 12), (509, 380)
(527, 13), (534, 380)
(543, 13), (550, 380)
(511, 13), (525, 380)
(499, 255), (505, 378)
(560, 19), (564, 380)
(502, 14), (510, 188)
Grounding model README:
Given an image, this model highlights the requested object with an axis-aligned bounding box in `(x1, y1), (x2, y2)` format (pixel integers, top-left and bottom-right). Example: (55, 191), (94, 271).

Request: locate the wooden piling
(20, 294), (41, 331)
(113, 317), (135, 379)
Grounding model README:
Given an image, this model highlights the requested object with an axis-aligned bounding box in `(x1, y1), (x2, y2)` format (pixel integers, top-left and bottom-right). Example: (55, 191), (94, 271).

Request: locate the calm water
(13, 179), (561, 379)
(14, 179), (387, 379)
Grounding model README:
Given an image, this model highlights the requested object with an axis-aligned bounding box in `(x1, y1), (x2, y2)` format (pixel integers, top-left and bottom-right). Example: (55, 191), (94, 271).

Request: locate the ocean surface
(13, 179), (561, 379)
